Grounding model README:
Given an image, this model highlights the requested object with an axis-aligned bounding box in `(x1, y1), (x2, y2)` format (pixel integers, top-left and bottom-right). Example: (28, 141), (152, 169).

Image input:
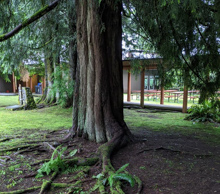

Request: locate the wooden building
(0, 73), (45, 94)
(123, 59), (189, 113)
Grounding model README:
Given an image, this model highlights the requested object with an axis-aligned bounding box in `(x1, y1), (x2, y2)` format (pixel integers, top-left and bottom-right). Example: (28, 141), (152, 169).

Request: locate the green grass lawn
(0, 96), (19, 107)
(0, 96), (72, 136)
(124, 108), (220, 145)
(0, 96), (219, 145)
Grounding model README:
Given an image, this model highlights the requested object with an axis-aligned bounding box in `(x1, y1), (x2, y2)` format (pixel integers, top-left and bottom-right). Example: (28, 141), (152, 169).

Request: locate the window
(144, 74), (159, 90)
(144, 76), (148, 89)
(149, 76), (154, 89)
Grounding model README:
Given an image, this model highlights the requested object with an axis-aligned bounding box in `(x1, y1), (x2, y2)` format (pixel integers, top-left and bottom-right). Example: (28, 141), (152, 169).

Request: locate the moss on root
(65, 157), (99, 166)
(0, 186), (41, 194)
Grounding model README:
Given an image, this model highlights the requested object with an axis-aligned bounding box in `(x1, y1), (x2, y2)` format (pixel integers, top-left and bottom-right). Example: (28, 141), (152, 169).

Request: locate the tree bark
(42, 52), (55, 103)
(68, 0), (77, 82)
(73, 0), (132, 144)
(67, 0), (77, 108)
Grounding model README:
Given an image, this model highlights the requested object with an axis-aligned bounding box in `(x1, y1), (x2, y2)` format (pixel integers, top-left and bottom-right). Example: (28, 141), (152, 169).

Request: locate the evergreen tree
(0, 0), (75, 106)
(124, 0), (220, 102)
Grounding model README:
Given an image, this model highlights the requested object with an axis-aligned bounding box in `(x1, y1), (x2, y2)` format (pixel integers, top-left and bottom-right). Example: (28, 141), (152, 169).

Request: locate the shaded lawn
(124, 109), (220, 145)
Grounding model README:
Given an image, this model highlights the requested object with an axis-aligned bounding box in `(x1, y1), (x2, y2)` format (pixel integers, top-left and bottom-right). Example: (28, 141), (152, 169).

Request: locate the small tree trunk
(42, 53), (55, 103)
(73, 0), (132, 144)
(67, 0), (77, 108)
(68, 0), (77, 82)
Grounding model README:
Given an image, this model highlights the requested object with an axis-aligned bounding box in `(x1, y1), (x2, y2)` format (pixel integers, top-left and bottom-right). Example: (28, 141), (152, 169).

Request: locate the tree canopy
(1, 0), (220, 102)
(123, 0), (220, 101)
(0, 0), (75, 106)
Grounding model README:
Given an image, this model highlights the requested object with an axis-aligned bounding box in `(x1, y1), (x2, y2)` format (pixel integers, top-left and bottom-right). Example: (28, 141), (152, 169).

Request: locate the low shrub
(185, 100), (220, 123)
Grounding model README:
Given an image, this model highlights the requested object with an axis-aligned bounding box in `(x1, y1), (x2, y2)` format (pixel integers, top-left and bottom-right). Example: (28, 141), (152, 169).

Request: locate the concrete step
(5, 105), (24, 111)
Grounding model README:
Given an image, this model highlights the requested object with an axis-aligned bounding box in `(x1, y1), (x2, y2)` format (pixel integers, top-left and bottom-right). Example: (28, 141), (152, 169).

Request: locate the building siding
(0, 75), (13, 93)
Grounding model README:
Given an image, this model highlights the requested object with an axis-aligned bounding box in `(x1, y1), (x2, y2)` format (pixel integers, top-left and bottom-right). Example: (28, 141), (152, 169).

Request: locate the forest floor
(0, 101), (220, 193)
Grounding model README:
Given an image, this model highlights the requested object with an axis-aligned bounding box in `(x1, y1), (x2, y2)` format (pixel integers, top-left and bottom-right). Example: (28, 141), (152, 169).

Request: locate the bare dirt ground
(112, 130), (220, 194)
(0, 121), (220, 193)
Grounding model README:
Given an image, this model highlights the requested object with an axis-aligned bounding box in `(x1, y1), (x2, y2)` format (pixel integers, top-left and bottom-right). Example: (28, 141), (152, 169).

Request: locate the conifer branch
(0, 0), (60, 42)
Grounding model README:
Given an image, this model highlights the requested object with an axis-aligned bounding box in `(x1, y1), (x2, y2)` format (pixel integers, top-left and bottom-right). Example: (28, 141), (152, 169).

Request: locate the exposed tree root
(0, 156), (13, 162)
(93, 131), (140, 194)
(58, 127), (76, 144)
(65, 157), (99, 166)
(137, 146), (213, 158)
(31, 157), (99, 168)
(0, 138), (11, 143)
(43, 142), (57, 152)
(0, 186), (41, 194)
(0, 144), (40, 153)
(14, 146), (48, 155)
(17, 172), (37, 179)
(22, 139), (59, 144)
(31, 159), (50, 166)
(134, 175), (143, 194)
(39, 171), (58, 194)
(0, 182), (81, 194)
(0, 140), (60, 155)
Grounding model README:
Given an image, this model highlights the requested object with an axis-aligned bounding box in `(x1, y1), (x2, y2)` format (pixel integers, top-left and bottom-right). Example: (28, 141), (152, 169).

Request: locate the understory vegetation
(185, 99), (220, 123)
(0, 96), (220, 193)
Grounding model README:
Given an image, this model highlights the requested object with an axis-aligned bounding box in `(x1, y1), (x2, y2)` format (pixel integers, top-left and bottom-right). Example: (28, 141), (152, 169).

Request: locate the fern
(185, 99), (220, 123)
(63, 165), (89, 174)
(115, 163), (129, 174)
(36, 146), (68, 178)
(92, 163), (136, 192)
(110, 173), (135, 187)
(108, 164), (135, 188)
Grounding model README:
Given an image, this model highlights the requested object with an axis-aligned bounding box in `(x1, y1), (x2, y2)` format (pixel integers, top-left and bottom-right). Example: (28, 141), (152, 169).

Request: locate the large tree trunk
(72, 0), (132, 144)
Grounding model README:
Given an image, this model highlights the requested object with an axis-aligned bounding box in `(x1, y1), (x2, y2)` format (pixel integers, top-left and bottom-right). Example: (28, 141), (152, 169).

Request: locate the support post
(160, 62), (165, 105)
(30, 76), (33, 92)
(127, 71), (131, 102)
(42, 77), (46, 94)
(182, 69), (189, 113)
(140, 70), (145, 108)
(160, 86), (164, 105)
(182, 85), (188, 113)
(25, 79), (29, 87)
(12, 72), (16, 93)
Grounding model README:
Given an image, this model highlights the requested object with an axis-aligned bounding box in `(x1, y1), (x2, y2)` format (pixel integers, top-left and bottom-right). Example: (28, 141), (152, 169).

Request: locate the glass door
(144, 76), (148, 89)
(149, 76), (154, 90)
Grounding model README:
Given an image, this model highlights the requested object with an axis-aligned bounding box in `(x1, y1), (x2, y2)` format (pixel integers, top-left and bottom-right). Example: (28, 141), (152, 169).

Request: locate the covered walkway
(0, 93), (18, 96)
(123, 59), (190, 113)
(124, 101), (185, 112)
